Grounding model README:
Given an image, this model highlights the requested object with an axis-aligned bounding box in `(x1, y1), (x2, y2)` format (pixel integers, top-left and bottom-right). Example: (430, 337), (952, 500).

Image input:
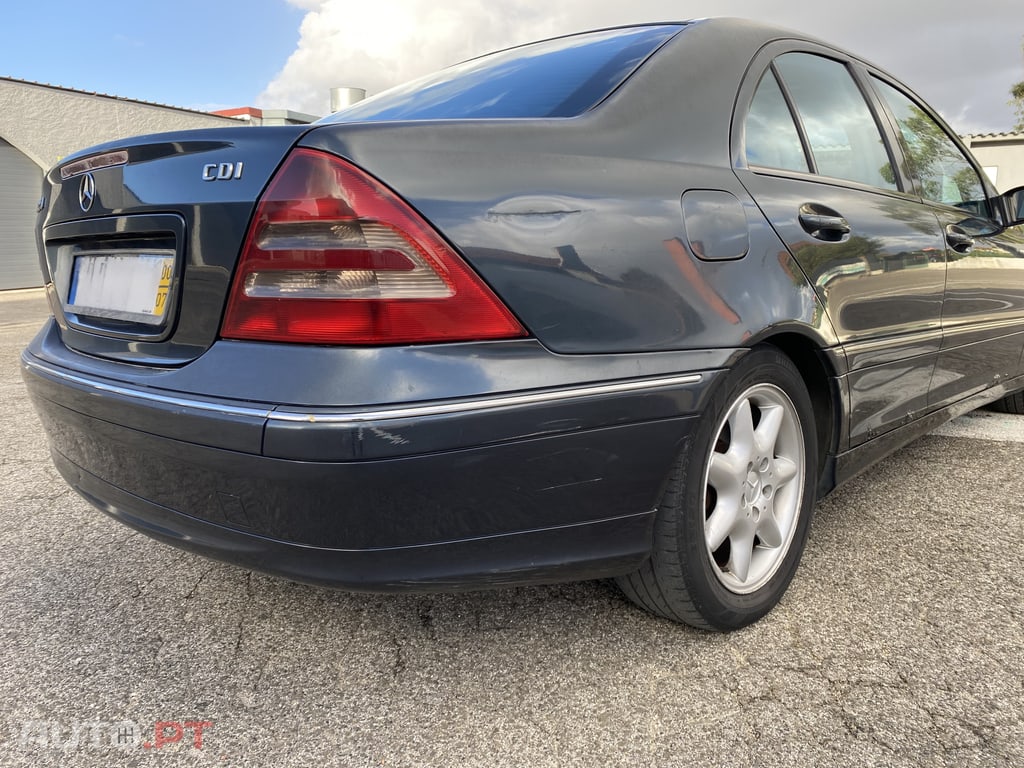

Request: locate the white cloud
(259, 0), (1023, 133)
(259, 0), (569, 115)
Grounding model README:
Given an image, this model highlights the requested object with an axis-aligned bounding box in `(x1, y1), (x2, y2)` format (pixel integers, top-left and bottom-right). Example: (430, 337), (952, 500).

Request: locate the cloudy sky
(3, 0), (1022, 133)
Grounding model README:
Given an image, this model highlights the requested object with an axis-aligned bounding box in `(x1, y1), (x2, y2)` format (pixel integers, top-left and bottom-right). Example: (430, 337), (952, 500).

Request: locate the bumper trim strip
(270, 373), (704, 424)
(22, 354), (272, 419)
(22, 353), (702, 424)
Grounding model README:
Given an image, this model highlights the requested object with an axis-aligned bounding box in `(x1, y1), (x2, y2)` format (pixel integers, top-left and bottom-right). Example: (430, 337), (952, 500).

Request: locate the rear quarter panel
(300, 124), (837, 354)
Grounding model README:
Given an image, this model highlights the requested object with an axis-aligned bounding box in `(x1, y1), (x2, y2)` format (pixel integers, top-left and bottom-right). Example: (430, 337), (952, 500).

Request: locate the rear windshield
(319, 24), (684, 123)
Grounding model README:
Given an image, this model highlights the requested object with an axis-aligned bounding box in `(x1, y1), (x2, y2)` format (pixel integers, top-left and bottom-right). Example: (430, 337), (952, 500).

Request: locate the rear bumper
(22, 335), (724, 589)
(51, 449), (660, 591)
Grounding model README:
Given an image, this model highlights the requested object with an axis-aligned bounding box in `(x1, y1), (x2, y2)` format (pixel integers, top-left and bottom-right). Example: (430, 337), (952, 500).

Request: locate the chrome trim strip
(940, 316), (1024, 339)
(841, 317), (1024, 358)
(842, 327), (944, 356)
(23, 355), (703, 424)
(269, 374), (704, 424)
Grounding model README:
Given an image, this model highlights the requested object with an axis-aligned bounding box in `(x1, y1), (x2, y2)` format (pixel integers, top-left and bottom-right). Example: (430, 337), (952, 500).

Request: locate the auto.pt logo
(15, 719), (212, 751)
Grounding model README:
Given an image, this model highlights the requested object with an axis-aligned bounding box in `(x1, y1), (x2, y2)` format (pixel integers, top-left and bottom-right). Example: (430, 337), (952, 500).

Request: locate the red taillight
(221, 148), (526, 345)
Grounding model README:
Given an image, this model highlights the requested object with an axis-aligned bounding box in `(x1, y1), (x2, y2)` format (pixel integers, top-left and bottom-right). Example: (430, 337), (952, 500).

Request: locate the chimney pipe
(329, 87), (367, 112)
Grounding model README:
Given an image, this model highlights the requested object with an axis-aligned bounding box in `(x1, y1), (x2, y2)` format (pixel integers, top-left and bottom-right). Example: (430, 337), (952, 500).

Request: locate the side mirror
(1002, 186), (1024, 226)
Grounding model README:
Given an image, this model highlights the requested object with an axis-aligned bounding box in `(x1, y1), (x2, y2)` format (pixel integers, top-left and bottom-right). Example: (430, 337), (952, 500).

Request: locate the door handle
(798, 204), (851, 242)
(945, 224), (974, 254)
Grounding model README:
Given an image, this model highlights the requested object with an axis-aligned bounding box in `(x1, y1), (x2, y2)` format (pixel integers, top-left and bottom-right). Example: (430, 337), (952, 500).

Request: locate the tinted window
(745, 69), (809, 172)
(775, 53), (897, 190)
(319, 25), (683, 123)
(872, 77), (988, 213)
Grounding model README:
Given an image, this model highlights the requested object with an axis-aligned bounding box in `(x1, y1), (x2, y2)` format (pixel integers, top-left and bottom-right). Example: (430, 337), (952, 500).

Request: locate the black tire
(987, 390), (1024, 415)
(616, 346), (818, 631)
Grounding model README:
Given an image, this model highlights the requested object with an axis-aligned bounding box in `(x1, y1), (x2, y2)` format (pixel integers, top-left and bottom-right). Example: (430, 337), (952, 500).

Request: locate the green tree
(1013, 80), (1024, 132)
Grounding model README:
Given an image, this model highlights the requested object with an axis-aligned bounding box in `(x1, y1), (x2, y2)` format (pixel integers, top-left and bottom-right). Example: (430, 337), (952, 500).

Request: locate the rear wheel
(617, 346), (818, 631)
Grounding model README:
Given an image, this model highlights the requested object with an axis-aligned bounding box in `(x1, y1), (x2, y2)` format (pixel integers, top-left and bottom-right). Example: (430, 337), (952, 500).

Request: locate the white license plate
(67, 253), (174, 325)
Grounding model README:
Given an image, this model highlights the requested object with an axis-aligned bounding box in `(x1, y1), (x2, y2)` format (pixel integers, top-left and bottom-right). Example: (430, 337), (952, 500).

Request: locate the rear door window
(744, 69), (810, 173)
(773, 53), (897, 191)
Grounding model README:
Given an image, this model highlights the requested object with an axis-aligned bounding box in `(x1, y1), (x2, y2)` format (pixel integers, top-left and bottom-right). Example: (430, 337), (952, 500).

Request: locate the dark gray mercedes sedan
(21, 19), (1024, 631)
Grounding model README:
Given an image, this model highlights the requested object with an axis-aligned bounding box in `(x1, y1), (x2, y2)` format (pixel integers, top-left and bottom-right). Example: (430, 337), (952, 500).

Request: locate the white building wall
(0, 78), (238, 171)
(963, 133), (1024, 193)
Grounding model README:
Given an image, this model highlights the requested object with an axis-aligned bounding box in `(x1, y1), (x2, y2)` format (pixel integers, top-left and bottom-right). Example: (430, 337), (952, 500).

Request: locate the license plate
(67, 253), (174, 325)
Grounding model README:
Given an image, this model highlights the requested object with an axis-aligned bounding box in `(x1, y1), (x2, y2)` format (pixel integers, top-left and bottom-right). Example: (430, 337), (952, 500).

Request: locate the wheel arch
(749, 331), (842, 496)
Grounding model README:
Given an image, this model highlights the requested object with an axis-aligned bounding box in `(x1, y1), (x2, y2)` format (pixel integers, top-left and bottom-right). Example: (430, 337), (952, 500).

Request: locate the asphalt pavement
(1, 289), (1021, 768)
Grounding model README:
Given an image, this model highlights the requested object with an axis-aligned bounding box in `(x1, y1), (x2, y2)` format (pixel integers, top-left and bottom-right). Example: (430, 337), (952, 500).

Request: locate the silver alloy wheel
(702, 383), (805, 594)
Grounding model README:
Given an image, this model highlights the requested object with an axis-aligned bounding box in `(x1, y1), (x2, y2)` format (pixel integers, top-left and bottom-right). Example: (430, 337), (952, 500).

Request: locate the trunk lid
(39, 125), (310, 365)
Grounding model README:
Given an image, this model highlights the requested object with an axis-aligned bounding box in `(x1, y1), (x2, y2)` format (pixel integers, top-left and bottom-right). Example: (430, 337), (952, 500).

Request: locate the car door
(734, 47), (948, 447)
(868, 76), (1024, 406)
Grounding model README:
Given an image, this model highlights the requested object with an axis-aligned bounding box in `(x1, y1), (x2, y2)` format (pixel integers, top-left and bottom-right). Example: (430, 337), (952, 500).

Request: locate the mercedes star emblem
(79, 173), (96, 212)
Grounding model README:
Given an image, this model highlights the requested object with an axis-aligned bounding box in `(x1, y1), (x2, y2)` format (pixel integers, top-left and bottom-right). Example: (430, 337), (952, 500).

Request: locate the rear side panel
(297, 19), (837, 355)
(299, 122), (836, 355)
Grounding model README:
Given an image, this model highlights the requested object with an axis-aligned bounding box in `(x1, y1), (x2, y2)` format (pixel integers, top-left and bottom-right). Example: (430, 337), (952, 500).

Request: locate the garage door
(0, 137), (43, 290)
